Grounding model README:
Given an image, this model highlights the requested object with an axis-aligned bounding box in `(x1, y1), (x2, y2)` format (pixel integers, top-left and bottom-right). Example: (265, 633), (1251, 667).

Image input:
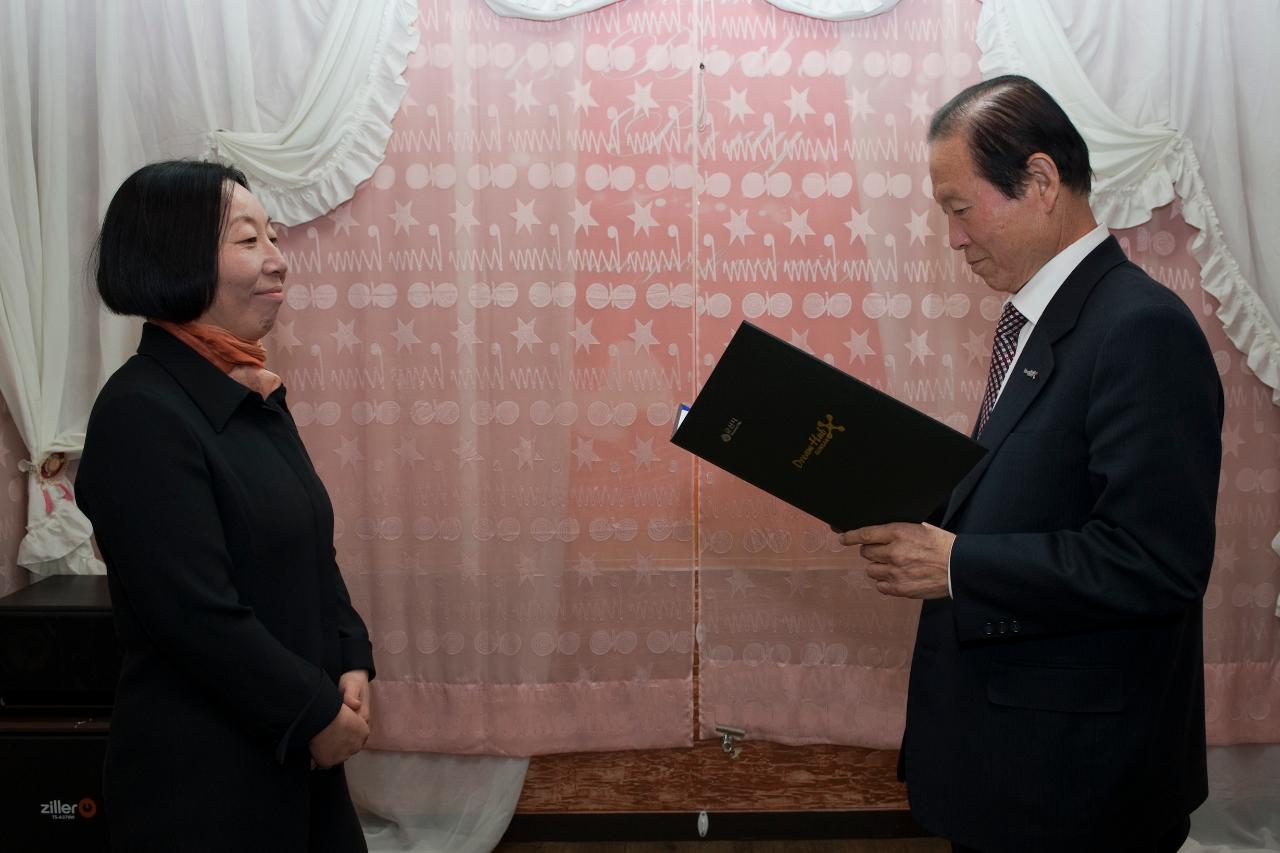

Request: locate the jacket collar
(940, 236), (1129, 527)
(137, 322), (259, 432)
(1029, 235), (1128, 347)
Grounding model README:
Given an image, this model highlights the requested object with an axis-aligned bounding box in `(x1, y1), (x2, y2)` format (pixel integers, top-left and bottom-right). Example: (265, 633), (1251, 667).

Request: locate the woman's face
(199, 183), (288, 340)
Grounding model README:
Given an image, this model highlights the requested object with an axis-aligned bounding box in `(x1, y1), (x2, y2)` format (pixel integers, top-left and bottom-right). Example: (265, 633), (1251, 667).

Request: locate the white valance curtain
(0, 0), (419, 575)
(482, 0), (623, 20)
(483, 0), (899, 21)
(760, 0), (899, 20)
(977, 0), (1280, 410)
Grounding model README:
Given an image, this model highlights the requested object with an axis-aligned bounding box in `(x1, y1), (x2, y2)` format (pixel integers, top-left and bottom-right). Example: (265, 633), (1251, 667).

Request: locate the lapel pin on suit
(1022, 368), (1039, 380)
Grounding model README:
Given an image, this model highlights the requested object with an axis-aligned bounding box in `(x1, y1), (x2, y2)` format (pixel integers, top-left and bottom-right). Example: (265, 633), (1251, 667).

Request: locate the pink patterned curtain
(690, 0), (1280, 749)
(268, 0), (1279, 753)
(1125, 209), (1280, 744)
(1, 0), (1274, 751)
(272, 0), (702, 755)
(695, 0), (979, 750)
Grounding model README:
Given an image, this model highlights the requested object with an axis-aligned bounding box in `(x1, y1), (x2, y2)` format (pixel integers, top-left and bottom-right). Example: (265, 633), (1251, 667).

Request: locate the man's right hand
(309, 702), (370, 769)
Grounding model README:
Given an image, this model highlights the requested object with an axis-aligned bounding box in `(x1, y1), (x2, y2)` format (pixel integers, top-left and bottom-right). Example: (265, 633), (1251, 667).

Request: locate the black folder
(671, 321), (985, 531)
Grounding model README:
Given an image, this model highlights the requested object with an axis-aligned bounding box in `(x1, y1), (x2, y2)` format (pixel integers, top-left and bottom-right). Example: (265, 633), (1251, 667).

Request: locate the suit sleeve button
(997, 621), (1007, 635)
(983, 621), (994, 635)
(1010, 620), (1022, 633)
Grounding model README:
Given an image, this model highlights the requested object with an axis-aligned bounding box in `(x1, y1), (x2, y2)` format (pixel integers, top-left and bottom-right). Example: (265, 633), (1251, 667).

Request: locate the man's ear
(1024, 152), (1061, 210)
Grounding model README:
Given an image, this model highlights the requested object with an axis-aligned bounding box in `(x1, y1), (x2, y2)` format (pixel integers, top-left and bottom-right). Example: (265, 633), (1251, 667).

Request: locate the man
(841, 76), (1223, 852)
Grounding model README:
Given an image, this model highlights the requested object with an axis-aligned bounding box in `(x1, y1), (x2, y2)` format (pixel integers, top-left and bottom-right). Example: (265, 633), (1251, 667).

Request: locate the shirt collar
(1010, 223), (1110, 326)
(137, 322), (272, 432)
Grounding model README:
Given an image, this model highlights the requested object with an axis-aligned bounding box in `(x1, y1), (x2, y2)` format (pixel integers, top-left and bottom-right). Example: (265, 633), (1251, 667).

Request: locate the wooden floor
(502, 741), (940, 852)
(497, 842), (948, 852)
(516, 741), (908, 813)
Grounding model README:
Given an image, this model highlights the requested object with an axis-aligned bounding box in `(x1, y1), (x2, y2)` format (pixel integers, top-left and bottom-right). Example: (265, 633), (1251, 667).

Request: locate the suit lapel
(941, 236), (1129, 528)
(942, 335), (1055, 526)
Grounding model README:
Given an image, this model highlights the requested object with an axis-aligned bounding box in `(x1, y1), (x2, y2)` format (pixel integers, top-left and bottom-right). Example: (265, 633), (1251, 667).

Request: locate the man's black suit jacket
(902, 237), (1224, 853)
(77, 324), (375, 852)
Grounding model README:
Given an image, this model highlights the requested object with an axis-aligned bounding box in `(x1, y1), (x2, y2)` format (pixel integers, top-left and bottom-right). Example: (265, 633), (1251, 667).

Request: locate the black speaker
(0, 719), (110, 851)
(0, 575), (119, 713)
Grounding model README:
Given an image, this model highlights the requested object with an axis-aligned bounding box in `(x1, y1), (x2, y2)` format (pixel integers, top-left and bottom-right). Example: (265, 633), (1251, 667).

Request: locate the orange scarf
(152, 320), (283, 400)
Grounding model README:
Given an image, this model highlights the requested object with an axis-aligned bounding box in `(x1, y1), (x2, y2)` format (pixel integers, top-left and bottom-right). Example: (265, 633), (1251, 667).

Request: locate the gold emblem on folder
(792, 414), (845, 469)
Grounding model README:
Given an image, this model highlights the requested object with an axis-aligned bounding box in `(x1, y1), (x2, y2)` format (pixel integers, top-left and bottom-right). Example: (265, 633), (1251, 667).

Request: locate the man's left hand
(838, 523), (955, 600)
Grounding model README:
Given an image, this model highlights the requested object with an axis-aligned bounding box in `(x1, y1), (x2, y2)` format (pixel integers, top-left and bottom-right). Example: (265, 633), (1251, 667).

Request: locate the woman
(77, 160), (374, 852)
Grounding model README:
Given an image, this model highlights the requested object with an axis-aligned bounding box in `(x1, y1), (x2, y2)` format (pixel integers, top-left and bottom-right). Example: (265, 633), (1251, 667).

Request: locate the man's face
(929, 134), (1045, 294)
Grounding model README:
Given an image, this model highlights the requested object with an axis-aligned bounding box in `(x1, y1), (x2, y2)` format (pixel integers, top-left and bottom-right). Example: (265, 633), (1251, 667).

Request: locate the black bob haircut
(94, 160), (250, 321)
(928, 74), (1092, 200)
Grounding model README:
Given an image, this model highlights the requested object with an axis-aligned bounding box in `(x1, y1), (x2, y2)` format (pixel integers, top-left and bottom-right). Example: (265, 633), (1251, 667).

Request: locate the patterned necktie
(975, 302), (1029, 438)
